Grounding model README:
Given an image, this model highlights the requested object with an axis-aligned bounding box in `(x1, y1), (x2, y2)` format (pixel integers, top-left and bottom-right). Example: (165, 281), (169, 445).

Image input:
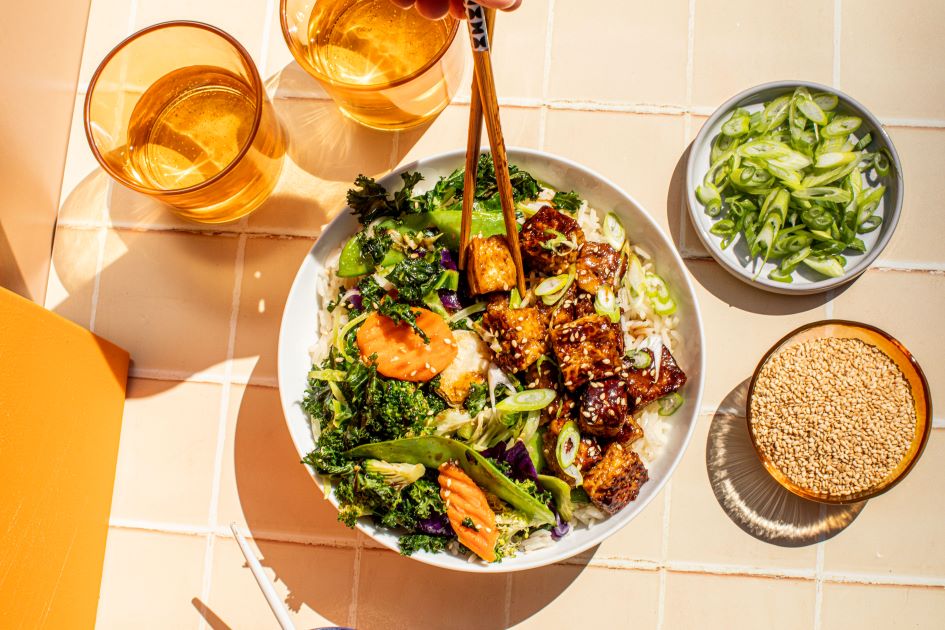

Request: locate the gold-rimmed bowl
(746, 320), (932, 504)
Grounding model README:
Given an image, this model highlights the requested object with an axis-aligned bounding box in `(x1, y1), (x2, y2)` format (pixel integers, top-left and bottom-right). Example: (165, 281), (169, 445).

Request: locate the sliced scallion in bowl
(694, 86), (893, 283)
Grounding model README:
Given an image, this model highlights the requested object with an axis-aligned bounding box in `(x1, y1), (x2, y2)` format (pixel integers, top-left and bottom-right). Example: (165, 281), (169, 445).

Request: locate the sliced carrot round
(355, 308), (458, 382)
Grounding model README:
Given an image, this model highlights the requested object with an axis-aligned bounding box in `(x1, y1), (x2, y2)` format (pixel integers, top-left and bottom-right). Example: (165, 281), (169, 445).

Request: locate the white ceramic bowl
(278, 147), (705, 572)
(686, 80), (903, 295)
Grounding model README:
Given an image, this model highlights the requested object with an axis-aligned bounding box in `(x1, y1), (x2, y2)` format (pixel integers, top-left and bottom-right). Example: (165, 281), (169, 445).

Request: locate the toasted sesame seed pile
(750, 337), (916, 497)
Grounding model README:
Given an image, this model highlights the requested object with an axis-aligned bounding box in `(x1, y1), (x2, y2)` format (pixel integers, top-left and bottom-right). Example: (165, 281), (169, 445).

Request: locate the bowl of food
(747, 320), (931, 504)
(686, 80), (903, 294)
(278, 147), (705, 571)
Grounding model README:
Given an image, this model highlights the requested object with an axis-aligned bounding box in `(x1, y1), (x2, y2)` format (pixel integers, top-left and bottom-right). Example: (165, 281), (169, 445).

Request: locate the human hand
(390, 0), (522, 21)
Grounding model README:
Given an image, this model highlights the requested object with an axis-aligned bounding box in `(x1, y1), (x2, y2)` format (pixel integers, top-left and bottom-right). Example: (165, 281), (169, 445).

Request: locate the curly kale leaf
(552, 190), (583, 213)
(377, 297), (429, 343)
(385, 257), (440, 303)
(347, 171), (423, 224)
(364, 376), (446, 439)
(355, 275), (385, 312)
(302, 427), (354, 476)
(475, 154), (541, 203)
(335, 471), (446, 531)
(464, 380), (489, 417)
(399, 533), (451, 556)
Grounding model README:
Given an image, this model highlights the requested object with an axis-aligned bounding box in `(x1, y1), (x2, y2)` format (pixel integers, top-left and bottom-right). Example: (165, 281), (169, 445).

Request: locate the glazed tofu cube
(623, 345), (687, 412)
(579, 378), (629, 438)
(520, 206), (585, 274)
(549, 314), (624, 390)
(583, 441), (649, 514)
(524, 357), (559, 390)
(466, 235), (516, 295)
(539, 284), (595, 330)
(575, 241), (624, 294)
(481, 302), (546, 373)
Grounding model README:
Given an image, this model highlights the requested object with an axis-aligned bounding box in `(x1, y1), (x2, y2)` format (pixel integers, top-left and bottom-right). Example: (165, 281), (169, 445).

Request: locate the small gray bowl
(686, 80), (903, 295)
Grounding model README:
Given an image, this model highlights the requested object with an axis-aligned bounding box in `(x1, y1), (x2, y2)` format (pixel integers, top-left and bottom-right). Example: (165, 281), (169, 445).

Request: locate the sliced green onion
(603, 212), (627, 250)
(792, 187), (852, 203)
(815, 151), (859, 169)
(448, 302), (486, 323)
(328, 381), (347, 405)
(858, 215), (883, 233)
(509, 288), (523, 309)
(308, 369), (346, 382)
(642, 274), (676, 317)
(628, 349), (652, 369)
(594, 286), (620, 323)
(803, 256), (845, 278)
(535, 273), (570, 297)
(658, 392), (684, 416)
(709, 219), (737, 237)
(496, 389), (557, 413)
(697, 184), (723, 217)
(855, 132), (873, 150)
(555, 421), (581, 470)
(873, 151), (891, 177)
(334, 311), (370, 361)
(822, 116), (862, 138)
(768, 267), (794, 283)
(722, 108), (752, 136)
(795, 88), (828, 125)
(762, 95), (791, 132)
(541, 266), (576, 306)
(624, 253), (645, 298)
(813, 92), (839, 111)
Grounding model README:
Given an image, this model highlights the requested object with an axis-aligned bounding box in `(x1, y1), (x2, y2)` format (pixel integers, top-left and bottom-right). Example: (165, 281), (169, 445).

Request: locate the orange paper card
(0, 286), (129, 629)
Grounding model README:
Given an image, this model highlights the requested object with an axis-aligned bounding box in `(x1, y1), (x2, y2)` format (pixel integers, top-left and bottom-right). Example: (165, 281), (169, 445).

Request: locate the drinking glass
(280, 0), (465, 130)
(85, 22), (285, 223)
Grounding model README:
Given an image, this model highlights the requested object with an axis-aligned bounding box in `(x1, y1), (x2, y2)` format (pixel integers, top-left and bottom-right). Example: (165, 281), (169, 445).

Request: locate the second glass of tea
(281, 0), (465, 130)
(85, 22), (285, 223)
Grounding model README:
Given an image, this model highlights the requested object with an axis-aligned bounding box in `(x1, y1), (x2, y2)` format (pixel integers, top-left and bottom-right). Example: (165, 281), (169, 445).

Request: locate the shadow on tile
(706, 378), (865, 547)
(665, 143), (690, 257)
(268, 62), (436, 183)
(233, 365), (588, 629)
(192, 597), (233, 630)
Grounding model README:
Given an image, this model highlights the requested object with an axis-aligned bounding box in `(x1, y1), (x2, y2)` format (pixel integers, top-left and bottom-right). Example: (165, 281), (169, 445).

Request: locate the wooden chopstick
(461, 2), (527, 295)
(458, 9), (495, 271)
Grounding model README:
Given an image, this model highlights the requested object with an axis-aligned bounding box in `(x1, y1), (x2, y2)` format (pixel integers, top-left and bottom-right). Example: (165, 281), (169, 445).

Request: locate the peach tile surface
(44, 1), (944, 628)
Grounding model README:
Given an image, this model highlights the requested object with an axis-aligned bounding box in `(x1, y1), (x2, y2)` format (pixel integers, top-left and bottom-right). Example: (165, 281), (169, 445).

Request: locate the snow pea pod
(537, 474), (573, 522)
(347, 436), (556, 526)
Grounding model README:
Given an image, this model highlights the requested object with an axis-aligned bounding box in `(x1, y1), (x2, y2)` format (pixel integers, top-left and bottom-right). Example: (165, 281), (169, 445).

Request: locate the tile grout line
(813, 504), (827, 630)
(655, 479), (674, 630)
(87, 179), (114, 333)
(536, 0), (556, 152)
(104, 518), (945, 587)
(832, 0), (842, 88)
(678, 0), (696, 259)
(197, 232), (247, 629)
(346, 534), (363, 628)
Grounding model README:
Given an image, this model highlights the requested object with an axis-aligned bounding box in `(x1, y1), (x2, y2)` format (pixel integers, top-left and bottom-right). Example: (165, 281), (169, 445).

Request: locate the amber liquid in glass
(127, 65), (256, 191)
(304, 0), (455, 129)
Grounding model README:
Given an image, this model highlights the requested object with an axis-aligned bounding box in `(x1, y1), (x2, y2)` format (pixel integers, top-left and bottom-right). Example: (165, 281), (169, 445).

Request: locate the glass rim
(279, 0), (460, 91)
(84, 20), (266, 197)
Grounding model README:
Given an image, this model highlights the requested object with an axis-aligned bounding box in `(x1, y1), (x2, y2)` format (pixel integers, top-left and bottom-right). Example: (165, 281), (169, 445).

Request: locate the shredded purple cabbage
(347, 289), (363, 311)
(551, 510), (570, 540)
(438, 289), (462, 312)
(482, 440), (538, 483)
(440, 248), (458, 271)
(416, 514), (453, 537)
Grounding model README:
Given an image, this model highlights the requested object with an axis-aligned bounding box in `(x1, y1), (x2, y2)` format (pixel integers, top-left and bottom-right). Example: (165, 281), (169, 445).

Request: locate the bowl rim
(276, 146), (706, 572)
(745, 319), (933, 505)
(685, 79), (905, 295)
